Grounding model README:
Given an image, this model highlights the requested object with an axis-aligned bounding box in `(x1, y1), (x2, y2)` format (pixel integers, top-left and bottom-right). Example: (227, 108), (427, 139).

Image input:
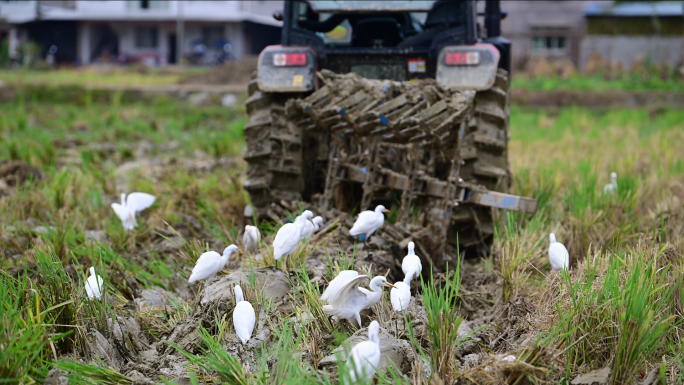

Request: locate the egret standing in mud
(273, 210), (313, 269)
(346, 320), (381, 384)
(233, 285), (256, 344)
(243, 225), (261, 253)
(301, 216), (324, 241)
(602, 172), (618, 195)
(188, 245), (240, 284)
(401, 242), (422, 283)
(85, 267), (104, 300)
(111, 192), (156, 231)
(349, 205), (389, 242)
(548, 233), (569, 271)
(391, 242), (422, 312)
(391, 241), (423, 319)
(321, 270), (396, 327)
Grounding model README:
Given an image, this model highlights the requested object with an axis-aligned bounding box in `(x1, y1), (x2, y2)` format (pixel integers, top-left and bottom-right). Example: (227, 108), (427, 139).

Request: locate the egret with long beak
(349, 205), (389, 242)
(188, 245), (241, 284)
(321, 270), (396, 327)
(274, 210), (312, 269)
(391, 241), (423, 312)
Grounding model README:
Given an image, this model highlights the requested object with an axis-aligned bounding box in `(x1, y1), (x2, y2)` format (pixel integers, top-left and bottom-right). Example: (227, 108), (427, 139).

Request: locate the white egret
(390, 242), (422, 312)
(349, 205), (389, 241)
(321, 271), (396, 326)
(347, 320), (381, 384)
(188, 245), (240, 284)
(233, 285), (256, 344)
(602, 172), (618, 195)
(243, 225), (260, 253)
(401, 242), (422, 282)
(273, 210), (312, 268)
(85, 267), (104, 300)
(301, 216), (324, 240)
(548, 233), (569, 271)
(111, 192), (156, 231)
(390, 281), (411, 311)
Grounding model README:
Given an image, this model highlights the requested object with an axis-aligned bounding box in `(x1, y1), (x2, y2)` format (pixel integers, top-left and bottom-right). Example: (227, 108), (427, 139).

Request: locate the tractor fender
(256, 45), (317, 93)
(436, 43), (501, 90)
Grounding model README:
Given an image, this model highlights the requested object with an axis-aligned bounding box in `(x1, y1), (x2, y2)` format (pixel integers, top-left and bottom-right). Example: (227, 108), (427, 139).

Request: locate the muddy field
(1, 85), (684, 385)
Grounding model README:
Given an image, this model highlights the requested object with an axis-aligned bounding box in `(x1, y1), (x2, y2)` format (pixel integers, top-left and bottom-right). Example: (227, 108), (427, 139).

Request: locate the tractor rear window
(292, 1), (467, 49)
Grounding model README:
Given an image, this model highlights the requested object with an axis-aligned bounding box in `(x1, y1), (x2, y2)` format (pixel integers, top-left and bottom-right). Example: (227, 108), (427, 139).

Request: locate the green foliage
(168, 327), (249, 385)
(420, 261), (463, 383)
(0, 272), (54, 383)
(513, 73), (684, 92)
(55, 359), (133, 385)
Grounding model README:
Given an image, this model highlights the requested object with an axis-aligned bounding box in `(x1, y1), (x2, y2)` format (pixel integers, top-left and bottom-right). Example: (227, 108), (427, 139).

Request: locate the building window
(533, 36), (566, 51)
(135, 26), (158, 48)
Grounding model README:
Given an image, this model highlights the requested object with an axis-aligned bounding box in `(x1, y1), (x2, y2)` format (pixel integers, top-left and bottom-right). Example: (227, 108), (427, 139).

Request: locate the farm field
(1, 86), (684, 384)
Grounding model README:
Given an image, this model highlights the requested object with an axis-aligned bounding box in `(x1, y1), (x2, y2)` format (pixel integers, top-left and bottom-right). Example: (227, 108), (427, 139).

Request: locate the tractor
(243, 0), (537, 261)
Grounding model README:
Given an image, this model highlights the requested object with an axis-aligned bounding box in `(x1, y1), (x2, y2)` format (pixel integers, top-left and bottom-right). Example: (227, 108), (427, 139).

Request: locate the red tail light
(273, 52), (307, 67)
(445, 52), (480, 66)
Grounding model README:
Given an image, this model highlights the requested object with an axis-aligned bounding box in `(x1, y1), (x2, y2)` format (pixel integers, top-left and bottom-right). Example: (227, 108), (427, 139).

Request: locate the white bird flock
(188, 245), (240, 284)
(548, 233), (569, 271)
(111, 192), (156, 231)
(321, 270), (396, 326)
(233, 285), (256, 344)
(85, 267), (104, 300)
(347, 320), (381, 384)
(602, 172), (618, 195)
(349, 205), (388, 240)
(243, 225), (261, 253)
(391, 242), (422, 312)
(103, 190), (572, 384)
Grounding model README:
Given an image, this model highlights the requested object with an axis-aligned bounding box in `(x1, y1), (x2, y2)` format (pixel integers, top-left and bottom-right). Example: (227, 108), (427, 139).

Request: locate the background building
(0, 0), (284, 65)
(494, 1), (601, 70)
(581, 1), (684, 70)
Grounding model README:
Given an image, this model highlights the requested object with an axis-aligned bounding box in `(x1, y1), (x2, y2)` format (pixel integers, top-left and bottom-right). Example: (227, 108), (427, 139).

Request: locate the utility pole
(176, 0), (184, 66)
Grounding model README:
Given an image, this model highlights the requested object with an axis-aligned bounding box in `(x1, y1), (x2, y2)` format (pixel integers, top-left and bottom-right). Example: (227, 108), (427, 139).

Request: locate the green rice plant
(167, 326), (249, 385)
(324, 245), (356, 283)
(420, 261), (463, 383)
(0, 271), (55, 383)
(495, 212), (545, 301)
(290, 265), (336, 339)
(550, 248), (681, 381)
(55, 358), (133, 385)
(33, 248), (84, 355)
(257, 322), (335, 385)
(610, 261), (678, 384)
(512, 73), (684, 92)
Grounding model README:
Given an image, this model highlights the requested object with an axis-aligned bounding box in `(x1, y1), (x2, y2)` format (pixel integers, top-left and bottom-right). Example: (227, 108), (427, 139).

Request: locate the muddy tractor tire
(451, 69), (511, 255)
(244, 70), (514, 256)
(243, 75), (305, 216)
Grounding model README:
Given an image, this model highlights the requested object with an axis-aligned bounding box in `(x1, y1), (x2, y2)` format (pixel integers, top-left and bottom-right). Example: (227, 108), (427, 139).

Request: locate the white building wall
(580, 36), (683, 69)
(0, 0), (38, 23)
(5, 0), (281, 65)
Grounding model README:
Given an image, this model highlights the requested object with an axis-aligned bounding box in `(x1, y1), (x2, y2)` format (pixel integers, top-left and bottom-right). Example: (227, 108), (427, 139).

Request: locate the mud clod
(201, 266), (291, 305)
(135, 288), (177, 308)
(43, 368), (69, 385)
(87, 329), (124, 370)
